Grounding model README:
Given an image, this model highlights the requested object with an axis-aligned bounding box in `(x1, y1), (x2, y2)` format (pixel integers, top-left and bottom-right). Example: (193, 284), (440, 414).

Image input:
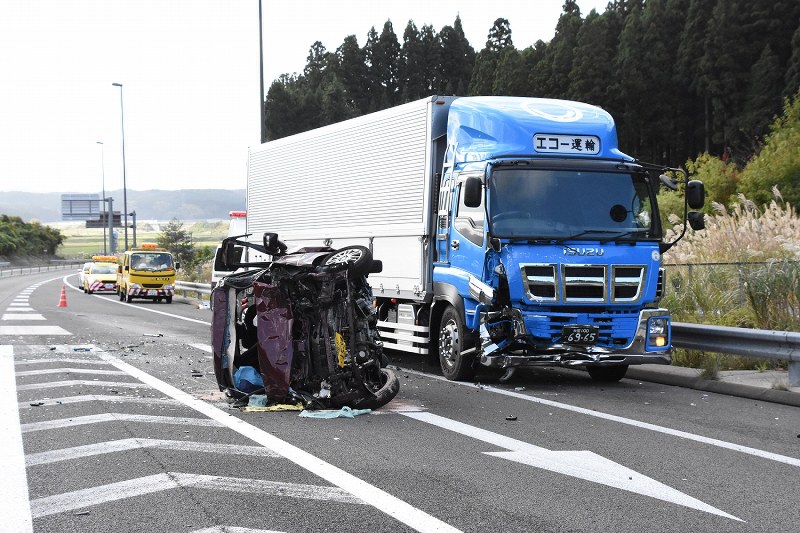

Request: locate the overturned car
(211, 232), (399, 410)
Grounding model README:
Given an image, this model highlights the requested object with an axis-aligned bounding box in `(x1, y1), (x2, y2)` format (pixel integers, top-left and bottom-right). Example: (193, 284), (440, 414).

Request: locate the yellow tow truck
(117, 244), (179, 303)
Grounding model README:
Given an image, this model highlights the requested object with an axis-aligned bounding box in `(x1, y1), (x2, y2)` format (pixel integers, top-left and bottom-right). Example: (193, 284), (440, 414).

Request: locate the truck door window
(454, 184), (485, 246)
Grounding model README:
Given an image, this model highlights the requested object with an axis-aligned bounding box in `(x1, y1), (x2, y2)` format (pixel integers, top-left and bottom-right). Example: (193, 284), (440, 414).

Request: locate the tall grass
(661, 189), (799, 371)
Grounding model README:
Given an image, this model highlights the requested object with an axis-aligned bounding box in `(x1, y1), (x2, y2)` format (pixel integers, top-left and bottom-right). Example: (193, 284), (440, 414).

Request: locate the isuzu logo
(563, 247), (605, 256)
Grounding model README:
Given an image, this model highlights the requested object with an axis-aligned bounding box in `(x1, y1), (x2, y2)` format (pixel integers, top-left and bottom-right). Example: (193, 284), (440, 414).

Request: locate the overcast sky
(0, 0), (608, 195)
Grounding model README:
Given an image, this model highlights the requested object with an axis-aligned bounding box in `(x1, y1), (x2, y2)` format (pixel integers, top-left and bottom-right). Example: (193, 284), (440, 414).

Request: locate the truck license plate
(147, 290), (157, 296)
(561, 325), (599, 345)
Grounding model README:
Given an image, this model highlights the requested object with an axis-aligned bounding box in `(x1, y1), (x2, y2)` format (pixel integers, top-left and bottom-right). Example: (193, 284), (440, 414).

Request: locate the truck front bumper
(478, 308), (671, 368)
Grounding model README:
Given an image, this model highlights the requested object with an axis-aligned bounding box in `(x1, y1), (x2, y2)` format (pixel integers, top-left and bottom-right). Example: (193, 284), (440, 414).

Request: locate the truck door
(448, 180), (486, 277)
(435, 171), (454, 263)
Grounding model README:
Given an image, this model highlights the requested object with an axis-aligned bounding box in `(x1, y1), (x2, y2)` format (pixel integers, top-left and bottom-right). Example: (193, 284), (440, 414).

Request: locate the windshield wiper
(597, 229), (651, 243)
(553, 230), (619, 243)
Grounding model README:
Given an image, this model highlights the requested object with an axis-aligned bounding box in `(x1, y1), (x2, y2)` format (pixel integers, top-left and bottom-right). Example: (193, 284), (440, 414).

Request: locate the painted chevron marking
(15, 368), (126, 377)
(26, 438), (280, 466)
(30, 473), (366, 518)
(21, 413), (222, 433)
(16, 380), (148, 391)
(0, 326), (71, 335)
(1, 314), (45, 321)
(18, 394), (180, 409)
(190, 527), (287, 533)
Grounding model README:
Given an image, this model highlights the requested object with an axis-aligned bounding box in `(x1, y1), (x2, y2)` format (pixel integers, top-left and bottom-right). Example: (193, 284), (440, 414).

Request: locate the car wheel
(322, 246), (372, 276)
(586, 364), (629, 382)
(352, 368), (400, 409)
(438, 305), (476, 381)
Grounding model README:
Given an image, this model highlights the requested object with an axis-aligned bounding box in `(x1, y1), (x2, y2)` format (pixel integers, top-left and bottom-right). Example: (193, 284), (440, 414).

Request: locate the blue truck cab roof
(446, 96), (633, 166)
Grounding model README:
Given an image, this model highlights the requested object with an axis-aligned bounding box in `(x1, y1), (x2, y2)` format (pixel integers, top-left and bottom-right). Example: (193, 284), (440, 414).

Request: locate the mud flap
(254, 281), (294, 402)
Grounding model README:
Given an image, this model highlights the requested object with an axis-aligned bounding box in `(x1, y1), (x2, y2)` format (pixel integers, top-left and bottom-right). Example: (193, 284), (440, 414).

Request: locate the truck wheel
(438, 306), (476, 381)
(166, 296), (173, 304)
(587, 364), (629, 382)
(126, 292), (133, 303)
(322, 246), (372, 276)
(119, 288), (125, 301)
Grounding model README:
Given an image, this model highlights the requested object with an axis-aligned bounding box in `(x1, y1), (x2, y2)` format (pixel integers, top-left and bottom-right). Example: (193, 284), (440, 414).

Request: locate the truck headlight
(130, 283), (142, 289)
(163, 284), (173, 290)
(647, 316), (669, 349)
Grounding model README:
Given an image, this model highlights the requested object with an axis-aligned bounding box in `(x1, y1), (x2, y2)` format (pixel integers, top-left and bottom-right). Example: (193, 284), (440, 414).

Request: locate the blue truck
(245, 96), (705, 382)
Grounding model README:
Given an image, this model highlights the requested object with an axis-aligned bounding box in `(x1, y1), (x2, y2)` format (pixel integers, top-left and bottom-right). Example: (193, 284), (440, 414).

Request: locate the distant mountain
(0, 189), (246, 223)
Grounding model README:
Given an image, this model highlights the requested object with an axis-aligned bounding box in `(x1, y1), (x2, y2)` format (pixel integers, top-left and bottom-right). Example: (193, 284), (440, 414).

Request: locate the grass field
(54, 220), (228, 259)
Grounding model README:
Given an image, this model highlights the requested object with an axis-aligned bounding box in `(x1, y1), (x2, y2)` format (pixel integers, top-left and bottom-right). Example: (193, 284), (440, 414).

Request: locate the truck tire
(438, 305), (476, 381)
(587, 364), (628, 382)
(322, 246), (372, 276)
(166, 296), (173, 304)
(126, 292), (133, 303)
(119, 288), (125, 301)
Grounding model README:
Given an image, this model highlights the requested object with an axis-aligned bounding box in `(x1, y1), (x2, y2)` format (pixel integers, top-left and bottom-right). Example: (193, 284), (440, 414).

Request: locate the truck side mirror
(463, 176), (482, 208)
(686, 180), (705, 209)
(688, 211), (705, 231)
(175, 262), (180, 270)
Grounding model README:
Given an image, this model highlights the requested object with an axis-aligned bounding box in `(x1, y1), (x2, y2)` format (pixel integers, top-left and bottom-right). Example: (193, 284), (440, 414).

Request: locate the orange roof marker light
(91, 255), (118, 262)
(139, 243), (160, 250)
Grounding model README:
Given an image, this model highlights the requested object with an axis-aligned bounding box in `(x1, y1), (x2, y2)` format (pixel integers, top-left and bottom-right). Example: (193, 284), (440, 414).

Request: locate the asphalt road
(2, 271), (799, 533)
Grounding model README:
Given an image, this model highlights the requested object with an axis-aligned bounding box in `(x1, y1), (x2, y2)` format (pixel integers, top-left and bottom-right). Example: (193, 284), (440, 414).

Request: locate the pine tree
(400, 21), (427, 101)
(438, 16), (475, 96)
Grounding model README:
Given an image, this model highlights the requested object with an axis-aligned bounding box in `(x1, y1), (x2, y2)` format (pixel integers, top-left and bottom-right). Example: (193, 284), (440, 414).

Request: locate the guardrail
(174, 280), (212, 299)
(0, 261), (84, 278)
(672, 322), (800, 386)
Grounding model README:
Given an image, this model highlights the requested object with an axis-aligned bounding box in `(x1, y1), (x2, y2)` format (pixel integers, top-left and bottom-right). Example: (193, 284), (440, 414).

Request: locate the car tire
(321, 246), (372, 276)
(352, 368), (400, 409)
(438, 305), (477, 381)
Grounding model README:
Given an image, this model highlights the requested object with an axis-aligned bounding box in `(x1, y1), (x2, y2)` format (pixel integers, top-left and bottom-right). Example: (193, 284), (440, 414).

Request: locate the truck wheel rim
(439, 319), (459, 369)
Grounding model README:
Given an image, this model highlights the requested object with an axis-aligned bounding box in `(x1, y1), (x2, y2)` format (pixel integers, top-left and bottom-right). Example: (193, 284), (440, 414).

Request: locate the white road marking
(403, 411), (740, 521)
(189, 526), (285, 533)
(7, 306), (34, 311)
(16, 379), (149, 391)
(26, 438), (280, 466)
(1, 314), (46, 321)
(0, 326), (71, 335)
(98, 349), (462, 533)
(30, 473), (366, 518)
(21, 413), (223, 433)
(18, 394), (181, 409)
(0, 346), (34, 532)
(14, 358), (112, 365)
(401, 368), (800, 468)
(15, 367), (126, 377)
(190, 343), (213, 352)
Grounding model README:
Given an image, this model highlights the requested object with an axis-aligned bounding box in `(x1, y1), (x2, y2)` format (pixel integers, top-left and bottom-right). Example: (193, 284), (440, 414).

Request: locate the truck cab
(428, 97), (704, 381)
(117, 243), (179, 303)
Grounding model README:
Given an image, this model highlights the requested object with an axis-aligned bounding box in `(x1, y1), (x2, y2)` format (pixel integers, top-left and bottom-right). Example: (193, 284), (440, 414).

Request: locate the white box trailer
(246, 96), (454, 302)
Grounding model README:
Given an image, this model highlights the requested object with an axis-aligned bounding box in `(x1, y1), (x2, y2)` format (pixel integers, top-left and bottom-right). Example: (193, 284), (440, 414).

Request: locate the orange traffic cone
(57, 285), (68, 307)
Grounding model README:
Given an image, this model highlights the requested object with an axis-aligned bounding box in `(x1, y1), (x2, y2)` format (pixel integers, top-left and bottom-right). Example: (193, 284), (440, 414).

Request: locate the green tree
(549, 0), (583, 97)
(740, 45), (783, 147)
(438, 16), (475, 95)
(738, 91), (800, 207)
(786, 24), (800, 97)
(336, 35), (369, 112)
(400, 21), (427, 101)
(568, 10), (613, 105)
(469, 18), (513, 95)
(157, 218), (195, 270)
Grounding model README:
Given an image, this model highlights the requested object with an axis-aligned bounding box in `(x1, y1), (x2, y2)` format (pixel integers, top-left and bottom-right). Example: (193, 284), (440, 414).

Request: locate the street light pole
(112, 82), (129, 251)
(96, 141), (107, 254)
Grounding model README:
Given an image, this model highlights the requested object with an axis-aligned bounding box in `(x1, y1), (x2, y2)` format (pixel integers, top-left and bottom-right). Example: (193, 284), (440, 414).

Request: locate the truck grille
(521, 264), (646, 304)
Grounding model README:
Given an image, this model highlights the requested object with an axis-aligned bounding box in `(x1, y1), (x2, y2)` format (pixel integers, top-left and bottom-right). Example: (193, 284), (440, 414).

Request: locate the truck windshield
(487, 168), (659, 240)
(131, 253), (174, 271)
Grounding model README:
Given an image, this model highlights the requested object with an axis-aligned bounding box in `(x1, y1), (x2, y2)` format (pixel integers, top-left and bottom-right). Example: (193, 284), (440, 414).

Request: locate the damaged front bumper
(478, 308), (672, 369)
